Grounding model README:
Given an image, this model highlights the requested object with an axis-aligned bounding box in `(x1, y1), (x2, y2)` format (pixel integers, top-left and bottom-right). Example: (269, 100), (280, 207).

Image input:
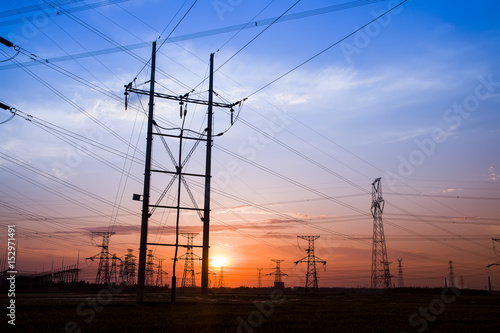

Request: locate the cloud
(442, 188), (461, 193)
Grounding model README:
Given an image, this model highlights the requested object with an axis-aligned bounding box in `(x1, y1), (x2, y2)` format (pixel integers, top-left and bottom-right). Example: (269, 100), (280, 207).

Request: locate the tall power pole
(136, 41), (156, 303)
(295, 236), (326, 294)
(448, 260), (455, 288)
(371, 178), (392, 288)
(86, 232), (116, 284)
(266, 259), (287, 289)
(179, 233), (201, 291)
(127, 48), (241, 303)
(397, 258), (404, 288)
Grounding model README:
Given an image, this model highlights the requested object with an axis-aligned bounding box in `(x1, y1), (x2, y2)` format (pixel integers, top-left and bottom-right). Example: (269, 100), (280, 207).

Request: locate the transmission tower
(266, 259), (287, 289)
(122, 249), (137, 285)
(110, 254), (121, 284)
(257, 268), (263, 288)
(178, 233), (201, 291)
(156, 258), (167, 287)
(130, 44), (242, 303)
(218, 266), (225, 288)
(294, 236), (326, 294)
(86, 232), (116, 284)
(145, 250), (155, 286)
(397, 258), (404, 288)
(448, 260), (455, 288)
(370, 178), (392, 288)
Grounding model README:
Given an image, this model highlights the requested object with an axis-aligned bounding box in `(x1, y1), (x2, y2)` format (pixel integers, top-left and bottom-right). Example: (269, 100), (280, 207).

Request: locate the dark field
(3, 289), (500, 333)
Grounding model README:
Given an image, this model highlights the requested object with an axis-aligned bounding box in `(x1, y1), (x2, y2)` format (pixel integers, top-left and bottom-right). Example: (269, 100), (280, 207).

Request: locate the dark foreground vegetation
(2, 287), (500, 332)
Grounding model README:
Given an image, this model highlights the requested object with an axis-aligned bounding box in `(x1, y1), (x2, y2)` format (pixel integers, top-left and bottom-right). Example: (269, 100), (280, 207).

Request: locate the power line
(244, 0), (409, 99)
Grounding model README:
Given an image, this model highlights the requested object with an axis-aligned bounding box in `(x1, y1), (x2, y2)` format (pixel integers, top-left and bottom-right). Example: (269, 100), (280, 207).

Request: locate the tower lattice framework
(266, 259), (287, 289)
(371, 178), (392, 288)
(257, 268), (263, 288)
(179, 233), (201, 290)
(294, 236), (326, 294)
(86, 232), (116, 284)
(448, 260), (455, 288)
(145, 250), (155, 286)
(122, 249), (137, 285)
(397, 258), (404, 288)
(218, 266), (225, 288)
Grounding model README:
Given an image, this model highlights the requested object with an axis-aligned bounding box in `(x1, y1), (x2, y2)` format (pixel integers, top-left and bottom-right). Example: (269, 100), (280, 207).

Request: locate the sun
(211, 256), (228, 268)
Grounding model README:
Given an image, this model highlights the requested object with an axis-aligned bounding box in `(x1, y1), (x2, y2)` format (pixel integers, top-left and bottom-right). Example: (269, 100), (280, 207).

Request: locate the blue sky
(1, 0), (500, 288)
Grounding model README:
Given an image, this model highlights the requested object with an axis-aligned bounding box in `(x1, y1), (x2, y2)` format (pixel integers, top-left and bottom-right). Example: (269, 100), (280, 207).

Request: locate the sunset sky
(1, 0), (499, 290)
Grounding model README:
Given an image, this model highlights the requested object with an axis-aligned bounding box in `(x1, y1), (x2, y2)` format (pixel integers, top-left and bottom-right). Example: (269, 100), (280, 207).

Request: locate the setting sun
(211, 256), (229, 268)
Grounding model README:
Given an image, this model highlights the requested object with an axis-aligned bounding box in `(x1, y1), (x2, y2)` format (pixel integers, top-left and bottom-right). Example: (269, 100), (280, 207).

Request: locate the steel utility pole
(136, 41), (156, 304)
(127, 50), (240, 303)
(201, 53), (214, 296)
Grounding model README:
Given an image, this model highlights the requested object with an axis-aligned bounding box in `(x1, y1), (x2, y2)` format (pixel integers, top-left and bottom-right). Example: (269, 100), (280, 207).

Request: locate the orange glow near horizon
(211, 255), (229, 268)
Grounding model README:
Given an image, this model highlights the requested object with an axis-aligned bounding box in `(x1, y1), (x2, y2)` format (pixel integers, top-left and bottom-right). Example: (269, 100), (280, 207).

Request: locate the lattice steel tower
(257, 268), (263, 288)
(448, 260), (455, 288)
(122, 249), (137, 285)
(145, 250), (155, 286)
(179, 233), (201, 290)
(397, 258), (404, 288)
(156, 258), (166, 287)
(371, 178), (392, 288)
(294, 236), (326, 294)
(218, 266), (225, 288)
(266, 259), (287, 289)
(86, 232), (115, 284)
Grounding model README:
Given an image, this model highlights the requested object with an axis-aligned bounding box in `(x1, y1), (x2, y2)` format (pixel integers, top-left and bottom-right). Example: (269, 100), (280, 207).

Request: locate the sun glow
(211, 256), (229, 268)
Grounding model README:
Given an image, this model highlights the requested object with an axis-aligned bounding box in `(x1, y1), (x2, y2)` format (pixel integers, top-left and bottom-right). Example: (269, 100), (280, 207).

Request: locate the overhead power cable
(215, 0), (302, 72)
(0, 0), (384, 71)
(244, 0), (409, 99)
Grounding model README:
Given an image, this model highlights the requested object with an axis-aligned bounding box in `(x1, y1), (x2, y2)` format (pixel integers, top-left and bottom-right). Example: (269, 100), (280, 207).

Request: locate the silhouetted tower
(266, 259), (287, 289)
(145, 250), (155, 286)
(156, 258), (166, 287)
(179, 233), (201, 290)
(448, 260), (455, 288)
(294, 236), (326, 294)
(218, 266), (225, 288)
(257, 268), (263, 288)
(460, 275), (464, 289)
(86, 232), (115, 284)
(397, 258), (404, 288)
(122, 249), (137, 285)
(371, 178), (392, 288)
(110, 254), (121, 284)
